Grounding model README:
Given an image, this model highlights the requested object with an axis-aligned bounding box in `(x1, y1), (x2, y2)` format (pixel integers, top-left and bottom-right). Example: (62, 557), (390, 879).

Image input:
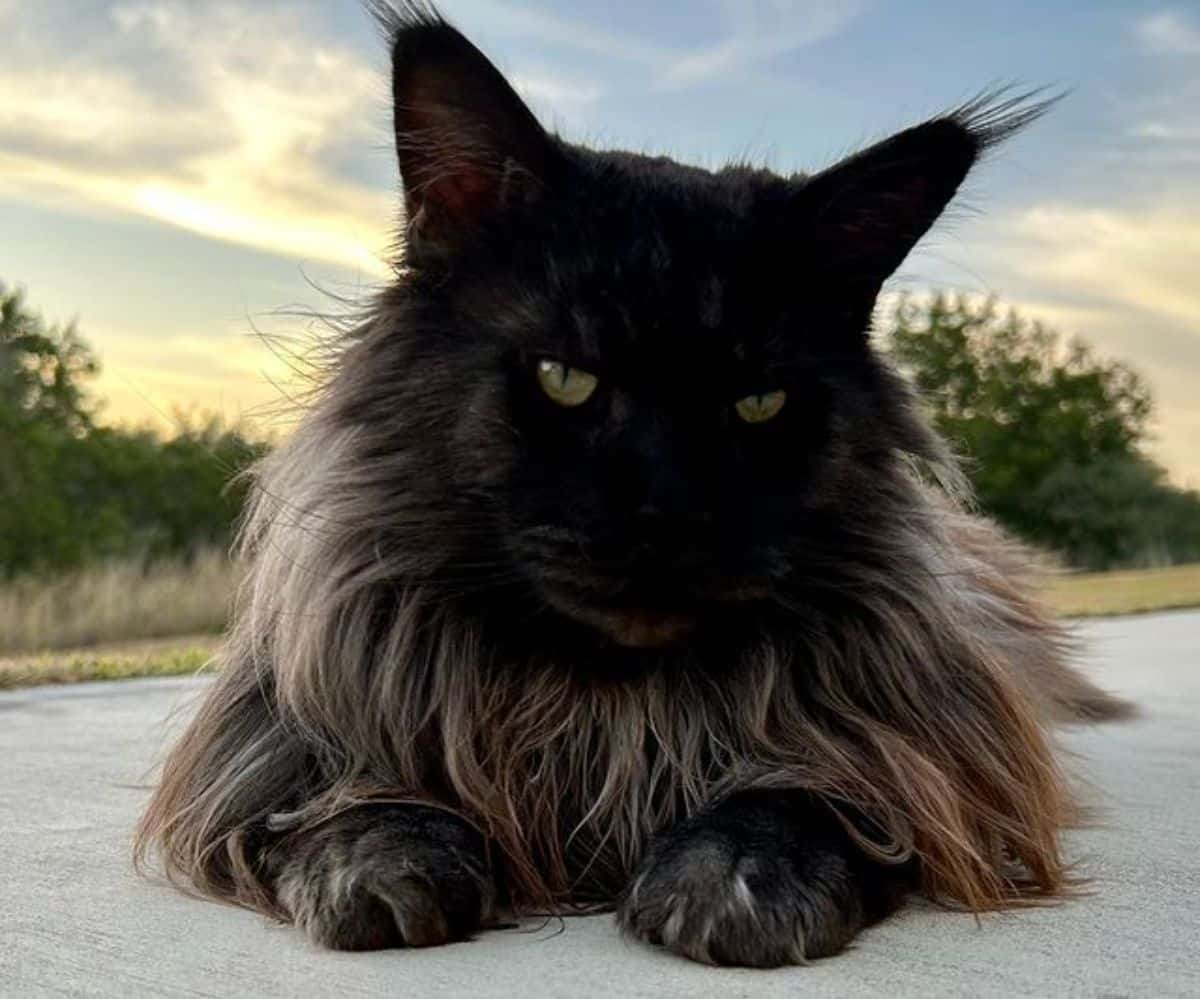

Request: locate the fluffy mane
(136, 287), (1123, 917)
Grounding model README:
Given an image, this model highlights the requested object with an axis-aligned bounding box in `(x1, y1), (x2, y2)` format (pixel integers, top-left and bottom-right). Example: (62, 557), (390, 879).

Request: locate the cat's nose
(629, 504), (666, 549)
(635, 502), (664, 523)
(638, 460), (712, 521)
(628, 502), (712, 563)
(613, 419), (713, 529)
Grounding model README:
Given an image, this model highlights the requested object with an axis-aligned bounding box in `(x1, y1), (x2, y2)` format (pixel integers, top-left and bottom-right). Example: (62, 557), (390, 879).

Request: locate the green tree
(886, 293), (1200, 568)
(1, 284), (97, 434)
(1, 283), (266, 578)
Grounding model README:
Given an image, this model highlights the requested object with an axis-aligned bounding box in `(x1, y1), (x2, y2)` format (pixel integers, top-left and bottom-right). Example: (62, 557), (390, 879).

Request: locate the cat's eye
(735, 390), (787, 424)
(536, 359), (599, 408)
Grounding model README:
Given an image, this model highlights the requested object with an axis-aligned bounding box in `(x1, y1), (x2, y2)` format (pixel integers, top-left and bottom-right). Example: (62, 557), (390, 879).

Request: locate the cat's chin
(534, 572), (777, 649)
(589, 608), (697, 649)
(539, 588), (697, 648)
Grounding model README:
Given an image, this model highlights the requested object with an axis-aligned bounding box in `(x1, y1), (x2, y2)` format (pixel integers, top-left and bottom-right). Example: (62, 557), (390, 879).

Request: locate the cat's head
(365, 5), (1046, 650)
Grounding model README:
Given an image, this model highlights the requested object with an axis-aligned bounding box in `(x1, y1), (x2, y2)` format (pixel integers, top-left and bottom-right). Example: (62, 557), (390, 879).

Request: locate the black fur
(137, 2), (1106, 972)
(355, 7), (1052, 662)
(294, 5), (1043, 958)
(271, 804), (497, 950)
(619, 791), (916, 966)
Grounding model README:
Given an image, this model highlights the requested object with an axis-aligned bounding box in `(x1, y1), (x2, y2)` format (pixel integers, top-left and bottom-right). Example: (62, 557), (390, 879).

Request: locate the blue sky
(1, 1), (1198, 482)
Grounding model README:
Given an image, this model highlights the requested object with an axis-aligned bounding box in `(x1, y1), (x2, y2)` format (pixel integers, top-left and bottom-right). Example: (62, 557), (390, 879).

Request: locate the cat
(135, 0), (1130, 968)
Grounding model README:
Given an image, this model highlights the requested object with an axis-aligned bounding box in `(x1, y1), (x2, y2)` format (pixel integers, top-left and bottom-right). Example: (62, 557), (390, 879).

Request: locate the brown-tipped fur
(135, 418), (1125, 917)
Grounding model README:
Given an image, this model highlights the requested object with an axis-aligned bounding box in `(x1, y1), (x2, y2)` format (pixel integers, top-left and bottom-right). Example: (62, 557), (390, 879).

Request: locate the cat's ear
(381, 4), (556, 249)
(798, 92), (1053, 292)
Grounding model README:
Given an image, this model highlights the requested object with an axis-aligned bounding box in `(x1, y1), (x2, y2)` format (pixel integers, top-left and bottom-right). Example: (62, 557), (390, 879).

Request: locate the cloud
(511, 73), (604, 109)
(1133, 122), (1200, 142)
(93, 328), (303, 436)
(661, 0), (867, 88)
(1011, 205), (1200, 332)
(444, 0), (669, 66)
(449, 0), (865, 90)
(1127, 97), (1200, 173)
(0, 0), (864, 276)
(972, 199), (1200, 485)
(1136, 9), (1200, 55)
(509, 71), (605, 128)
(0, 0), (394, 276)
(0, 0), (862, 283)
(0, 1), (628, 272)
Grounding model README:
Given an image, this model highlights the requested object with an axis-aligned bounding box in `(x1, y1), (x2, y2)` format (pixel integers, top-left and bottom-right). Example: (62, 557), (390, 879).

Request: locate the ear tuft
(365, 0), (445, 38)
(376, 2), (555, 254)
(948, 86), (1062, 154)
(800, 87), (1059, 293)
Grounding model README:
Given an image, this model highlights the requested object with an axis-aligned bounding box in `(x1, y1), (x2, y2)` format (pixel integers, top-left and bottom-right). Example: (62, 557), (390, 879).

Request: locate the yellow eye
(537, 359), (599, 407)
(735, 390), (787, 424)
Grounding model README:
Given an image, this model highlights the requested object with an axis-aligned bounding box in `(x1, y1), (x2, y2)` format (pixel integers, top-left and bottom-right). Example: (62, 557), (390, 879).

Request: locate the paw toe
(619, 840), (850, 967)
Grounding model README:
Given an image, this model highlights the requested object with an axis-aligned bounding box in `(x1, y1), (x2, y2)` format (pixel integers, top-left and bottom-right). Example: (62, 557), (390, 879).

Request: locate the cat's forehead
(536, 256), (735, 368)
(517, 272), (802, 385)
(569, 150), (794, 274)
(526, 154), (799, 365)
(571, 151), (780, 245)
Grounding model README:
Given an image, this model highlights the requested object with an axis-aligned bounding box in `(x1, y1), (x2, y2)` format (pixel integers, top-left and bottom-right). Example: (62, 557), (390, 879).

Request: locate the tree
(1, 283), (98, 434)
(885, 293), (1200, 569)
(1, 283), (267, 578)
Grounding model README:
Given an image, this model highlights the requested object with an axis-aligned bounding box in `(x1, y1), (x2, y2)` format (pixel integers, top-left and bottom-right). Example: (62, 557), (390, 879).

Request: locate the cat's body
(136, 2), (1129, 966)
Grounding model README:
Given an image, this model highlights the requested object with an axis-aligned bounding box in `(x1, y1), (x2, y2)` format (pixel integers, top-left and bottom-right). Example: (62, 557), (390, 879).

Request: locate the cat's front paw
(618, 793), (892, 967)
(274, 804), (495, 951)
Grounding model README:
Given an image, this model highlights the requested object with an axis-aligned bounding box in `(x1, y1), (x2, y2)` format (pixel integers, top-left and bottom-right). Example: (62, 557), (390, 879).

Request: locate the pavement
(2, 611), (1198, 999)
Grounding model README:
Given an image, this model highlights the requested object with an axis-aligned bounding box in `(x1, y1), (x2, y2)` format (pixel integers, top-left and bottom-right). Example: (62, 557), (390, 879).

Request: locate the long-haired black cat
(137, 1), (1129, 967)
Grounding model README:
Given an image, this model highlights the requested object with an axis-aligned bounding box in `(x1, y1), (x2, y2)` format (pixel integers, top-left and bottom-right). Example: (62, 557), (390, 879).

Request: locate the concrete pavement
(2, 612), (1198, 997)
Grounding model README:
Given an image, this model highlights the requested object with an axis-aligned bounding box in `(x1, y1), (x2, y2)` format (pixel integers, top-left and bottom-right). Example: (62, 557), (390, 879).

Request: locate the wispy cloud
(0, 0), (864, 276)
(1133, 122), (1200, 141)
(0, 1), (628, 271)
(451, 0), (865, 89)
(661, 0), (867, 87)
(1136, 9), (1200, 55)
(92, 326), (302, 434)
(0, 1), (394, 275)
(1010, 203), (1200, 333)
(1121, 17), (1200, 174)
(445, 0), (669, 66)
(510, 72), (605, 127)
(974, 198), (1200, 484)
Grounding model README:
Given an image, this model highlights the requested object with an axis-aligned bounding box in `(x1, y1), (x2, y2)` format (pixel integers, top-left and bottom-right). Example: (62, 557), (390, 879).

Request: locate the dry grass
(0, 549), (237, 655)
(1040, 563), (1200, 618)
(1, 554), (1198, 690)
(0, 634), (221, 691)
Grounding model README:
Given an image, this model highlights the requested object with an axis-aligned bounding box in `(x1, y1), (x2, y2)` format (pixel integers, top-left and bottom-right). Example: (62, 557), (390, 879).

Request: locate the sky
(1, 0), (1198, 484)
